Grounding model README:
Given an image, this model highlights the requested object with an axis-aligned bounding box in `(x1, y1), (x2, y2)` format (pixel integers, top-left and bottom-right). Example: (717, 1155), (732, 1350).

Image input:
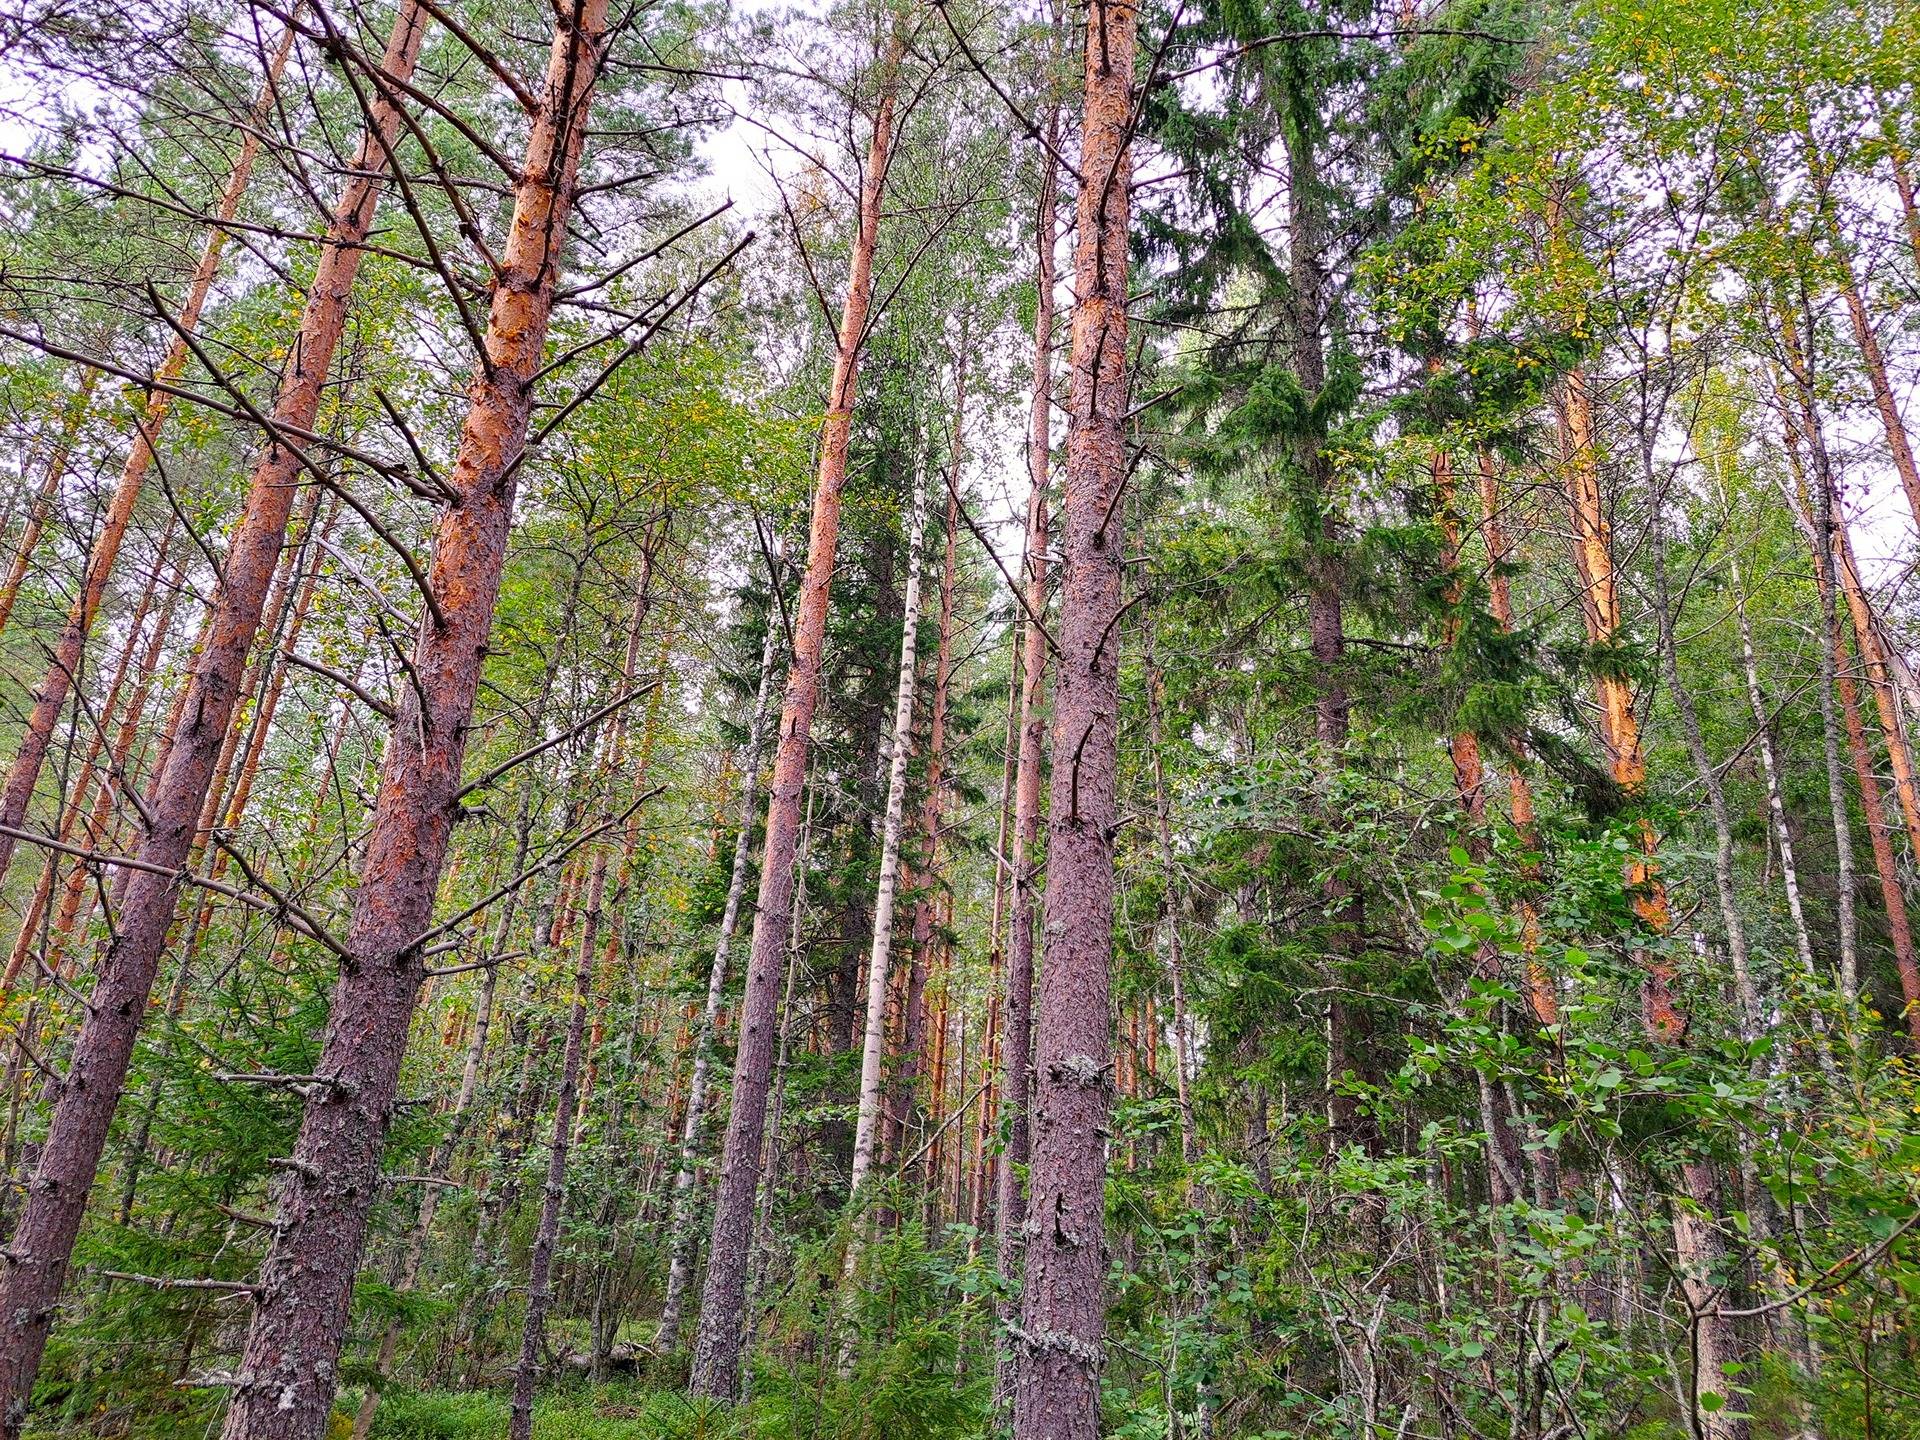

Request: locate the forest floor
(336, 1382), (740, 1440)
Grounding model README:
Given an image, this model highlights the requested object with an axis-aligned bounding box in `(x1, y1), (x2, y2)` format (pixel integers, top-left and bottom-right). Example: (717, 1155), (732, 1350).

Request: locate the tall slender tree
(1012, 0), (1134, 1434)
(689, 17), (907, 1400)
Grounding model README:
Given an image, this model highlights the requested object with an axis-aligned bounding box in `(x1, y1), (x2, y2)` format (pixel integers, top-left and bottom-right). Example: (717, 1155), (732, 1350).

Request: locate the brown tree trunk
(971, 630), (1018, 1249)
(0, 13), (426, 1427)
(1834, 621), (1920, 1042)
(0, 369), (100, 640)
(1011, 2), (1133, 1435)
(0, 21), (295, 884)
(1832, 523), (1920, 861)
(217, 5), (605, 1433)
(655, 602), (781, 1353)
(994, 62), (1061, 1411)
(182, 496), (338, 948)
(1559, 366), (1685, 1036)
(688, 26), (902, 1401)
(1434, 425), (1528, 1205)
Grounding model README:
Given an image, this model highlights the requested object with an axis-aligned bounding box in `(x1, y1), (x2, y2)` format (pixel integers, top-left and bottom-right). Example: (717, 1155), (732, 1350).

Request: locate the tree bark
(0, 12), (426, 1428)
(0, 20), (295, 883)
(1558, 366), (1685, 1036)
(688, 26), (902, 1400)
(654, 602), (780, 1353)
(218, 6), (604, 1434)
(1011, 2), (1133, 1435)
(1832, 523), (1920, 864)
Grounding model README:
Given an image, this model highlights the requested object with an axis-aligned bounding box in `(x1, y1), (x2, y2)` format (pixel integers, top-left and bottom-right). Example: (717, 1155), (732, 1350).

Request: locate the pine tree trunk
(848, 452), (931, 1200)
(0, 368), (100, 640)
(1559, 365), (1685, 1034)
(1469, 421), (1555, 1026)
(218, 7), (604, 1434)
(971, 629), (1018, 1249)
(0, 13), (426, 1426)
(0, 21), (295, 884)
(994, 67), (1061, 1409)
(655, 603), (781, 1353)
(1011, 1), (1133, 1434)
(689, 29), (902, 1400)
(347, 818), (520, 1440)
(1832, 524), (1920, 858)
(1833, 622), (1920, 1041)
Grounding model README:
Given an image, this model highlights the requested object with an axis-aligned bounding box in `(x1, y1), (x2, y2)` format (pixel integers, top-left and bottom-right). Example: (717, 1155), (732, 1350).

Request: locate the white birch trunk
(847, 451), (932, 1199)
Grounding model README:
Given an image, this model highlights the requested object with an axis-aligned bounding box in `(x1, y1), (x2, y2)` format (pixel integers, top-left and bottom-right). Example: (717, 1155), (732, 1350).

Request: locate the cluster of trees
(0, 0), (1914, 1436)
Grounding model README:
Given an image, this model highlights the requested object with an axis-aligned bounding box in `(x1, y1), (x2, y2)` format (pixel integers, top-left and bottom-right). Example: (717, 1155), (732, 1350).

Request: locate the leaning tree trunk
(1011, 3), (1134, 1437)
(217, 6), (605, 1436)
(654, 602), (782, 1353)
(0, 11), (427, 1428)
(848, 451), (931, 1201)
(994, 68), (1061, 1411)
(0, 20), (295, 884)
(689, 26), (902, 1401)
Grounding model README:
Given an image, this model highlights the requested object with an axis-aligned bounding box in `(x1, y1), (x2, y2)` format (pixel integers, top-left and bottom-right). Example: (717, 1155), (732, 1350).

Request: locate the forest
(0, 0), (1913, 1435)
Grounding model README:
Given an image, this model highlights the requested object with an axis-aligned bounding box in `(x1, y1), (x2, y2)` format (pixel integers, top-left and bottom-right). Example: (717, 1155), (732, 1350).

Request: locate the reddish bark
(0, 16), (424, 1425)
(1011, 3), (1133, 1436)
(220, 5), (605, 1433)
(0, 369), (101, 640)
(0, 22), (295, 884)
(1558, 366), (1682, 1037)
(1832, 523), (1920, 865)
(1828, 587), (1920, 1043)
(688, 25), (902, 1401)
